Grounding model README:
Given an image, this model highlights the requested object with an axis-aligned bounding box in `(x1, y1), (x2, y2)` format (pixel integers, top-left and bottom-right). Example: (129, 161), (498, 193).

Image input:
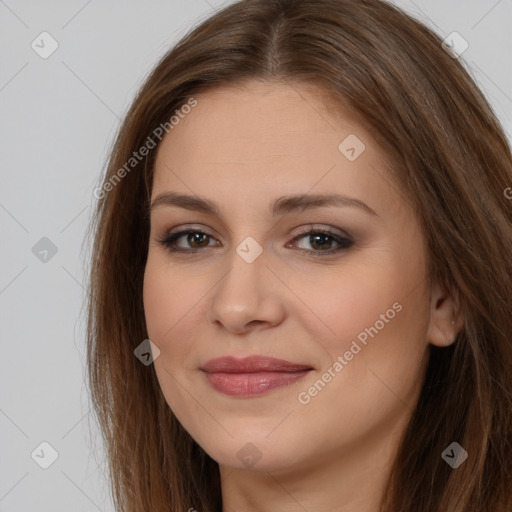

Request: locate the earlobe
(426, 281), (463, 347)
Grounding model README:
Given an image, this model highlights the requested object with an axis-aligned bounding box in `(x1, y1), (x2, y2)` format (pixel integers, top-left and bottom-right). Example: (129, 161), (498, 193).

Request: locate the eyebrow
(150, 191), (378, 217)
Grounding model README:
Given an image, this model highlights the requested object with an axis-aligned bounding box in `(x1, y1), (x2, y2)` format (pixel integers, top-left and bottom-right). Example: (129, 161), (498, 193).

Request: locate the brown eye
(184, 232), (211, 248)
(158, 230), (217, 253)
(290, 229), (353, 257)
(157, 226), (353, 258)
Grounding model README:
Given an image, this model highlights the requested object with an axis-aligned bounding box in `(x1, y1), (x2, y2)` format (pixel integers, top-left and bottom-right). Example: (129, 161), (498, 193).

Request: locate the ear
(426, 281), (463, 347)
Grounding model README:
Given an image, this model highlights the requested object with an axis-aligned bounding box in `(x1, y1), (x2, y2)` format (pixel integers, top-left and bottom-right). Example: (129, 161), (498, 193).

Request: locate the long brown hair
(85, 0), (512, 510)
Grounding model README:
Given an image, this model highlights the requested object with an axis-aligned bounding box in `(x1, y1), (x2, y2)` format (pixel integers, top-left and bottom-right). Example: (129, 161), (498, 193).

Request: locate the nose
(206, 245), (286, 334)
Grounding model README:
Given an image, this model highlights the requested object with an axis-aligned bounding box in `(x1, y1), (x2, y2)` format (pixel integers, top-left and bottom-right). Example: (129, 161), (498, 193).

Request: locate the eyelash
(156, 225), (354, 258)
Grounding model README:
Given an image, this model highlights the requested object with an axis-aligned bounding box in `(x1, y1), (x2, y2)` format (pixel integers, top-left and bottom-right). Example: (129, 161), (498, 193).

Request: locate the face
(143, 81), (434, 474)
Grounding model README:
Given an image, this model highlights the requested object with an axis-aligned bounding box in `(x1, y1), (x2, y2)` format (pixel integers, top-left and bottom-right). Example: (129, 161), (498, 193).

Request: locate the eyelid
(160, 223), (350, 240)
(156, 223), (354, 257)
(291, 223), (351, 238)
(160, 223), (216, 239)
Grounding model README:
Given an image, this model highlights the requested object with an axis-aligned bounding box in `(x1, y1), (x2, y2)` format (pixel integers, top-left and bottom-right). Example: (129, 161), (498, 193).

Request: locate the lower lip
(202, 370), (311, 396)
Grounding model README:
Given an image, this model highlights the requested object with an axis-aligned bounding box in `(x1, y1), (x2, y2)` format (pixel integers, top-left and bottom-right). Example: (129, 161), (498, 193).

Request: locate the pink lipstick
(200, 356), (312, 397)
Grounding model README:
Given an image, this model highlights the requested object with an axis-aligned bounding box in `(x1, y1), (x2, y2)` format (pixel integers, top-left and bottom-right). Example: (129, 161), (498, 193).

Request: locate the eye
(156, 224), (354, 257)
(157, 229), (218, 253)
(289, 226), (354, 257)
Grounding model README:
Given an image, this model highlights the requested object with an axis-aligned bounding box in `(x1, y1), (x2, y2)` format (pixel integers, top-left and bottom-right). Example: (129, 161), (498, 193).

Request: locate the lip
(201, 355), (313, 374)
(200, 356), (313, 397)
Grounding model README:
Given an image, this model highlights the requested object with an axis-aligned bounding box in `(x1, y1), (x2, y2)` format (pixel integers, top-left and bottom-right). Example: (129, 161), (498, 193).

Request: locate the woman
(86, 0), (512, 510)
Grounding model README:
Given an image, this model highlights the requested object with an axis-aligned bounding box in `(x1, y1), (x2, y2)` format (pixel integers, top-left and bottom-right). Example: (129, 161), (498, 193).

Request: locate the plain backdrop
(1, 1), (511, 510)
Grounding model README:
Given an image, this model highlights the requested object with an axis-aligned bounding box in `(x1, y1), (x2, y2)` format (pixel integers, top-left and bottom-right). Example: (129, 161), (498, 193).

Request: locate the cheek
(295, 252), (430, 380)
(142, 258), (196, 390)
(294, 271), (429, 444)
(143, 263), (171, 341)
(290, 260), (403, 348)
(143, 256), (198, 343)
(143, 259), (197, 413)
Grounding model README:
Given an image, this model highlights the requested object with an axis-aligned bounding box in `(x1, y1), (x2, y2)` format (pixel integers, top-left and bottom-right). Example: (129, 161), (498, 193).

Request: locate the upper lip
(200, 356), (313, 374)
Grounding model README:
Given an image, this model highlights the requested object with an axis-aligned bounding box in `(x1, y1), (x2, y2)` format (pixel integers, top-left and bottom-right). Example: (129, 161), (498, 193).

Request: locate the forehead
(157, 81), (361, 154)
(151, 81), (408, 222)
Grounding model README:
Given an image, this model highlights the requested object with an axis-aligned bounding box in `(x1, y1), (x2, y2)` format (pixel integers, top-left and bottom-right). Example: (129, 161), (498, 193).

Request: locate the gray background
(1, 1), (511, 510)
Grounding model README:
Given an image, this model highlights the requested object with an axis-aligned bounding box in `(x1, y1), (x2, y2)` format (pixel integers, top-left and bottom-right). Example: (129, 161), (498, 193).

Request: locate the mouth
(200, 355), (313, 397)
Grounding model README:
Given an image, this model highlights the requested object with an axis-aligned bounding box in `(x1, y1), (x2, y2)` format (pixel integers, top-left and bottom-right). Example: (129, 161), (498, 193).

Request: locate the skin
(143, 81), (461, 512)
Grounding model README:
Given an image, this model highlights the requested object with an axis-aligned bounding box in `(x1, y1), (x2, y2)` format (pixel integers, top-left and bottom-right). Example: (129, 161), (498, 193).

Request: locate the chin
(198, 433), (306, 473)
